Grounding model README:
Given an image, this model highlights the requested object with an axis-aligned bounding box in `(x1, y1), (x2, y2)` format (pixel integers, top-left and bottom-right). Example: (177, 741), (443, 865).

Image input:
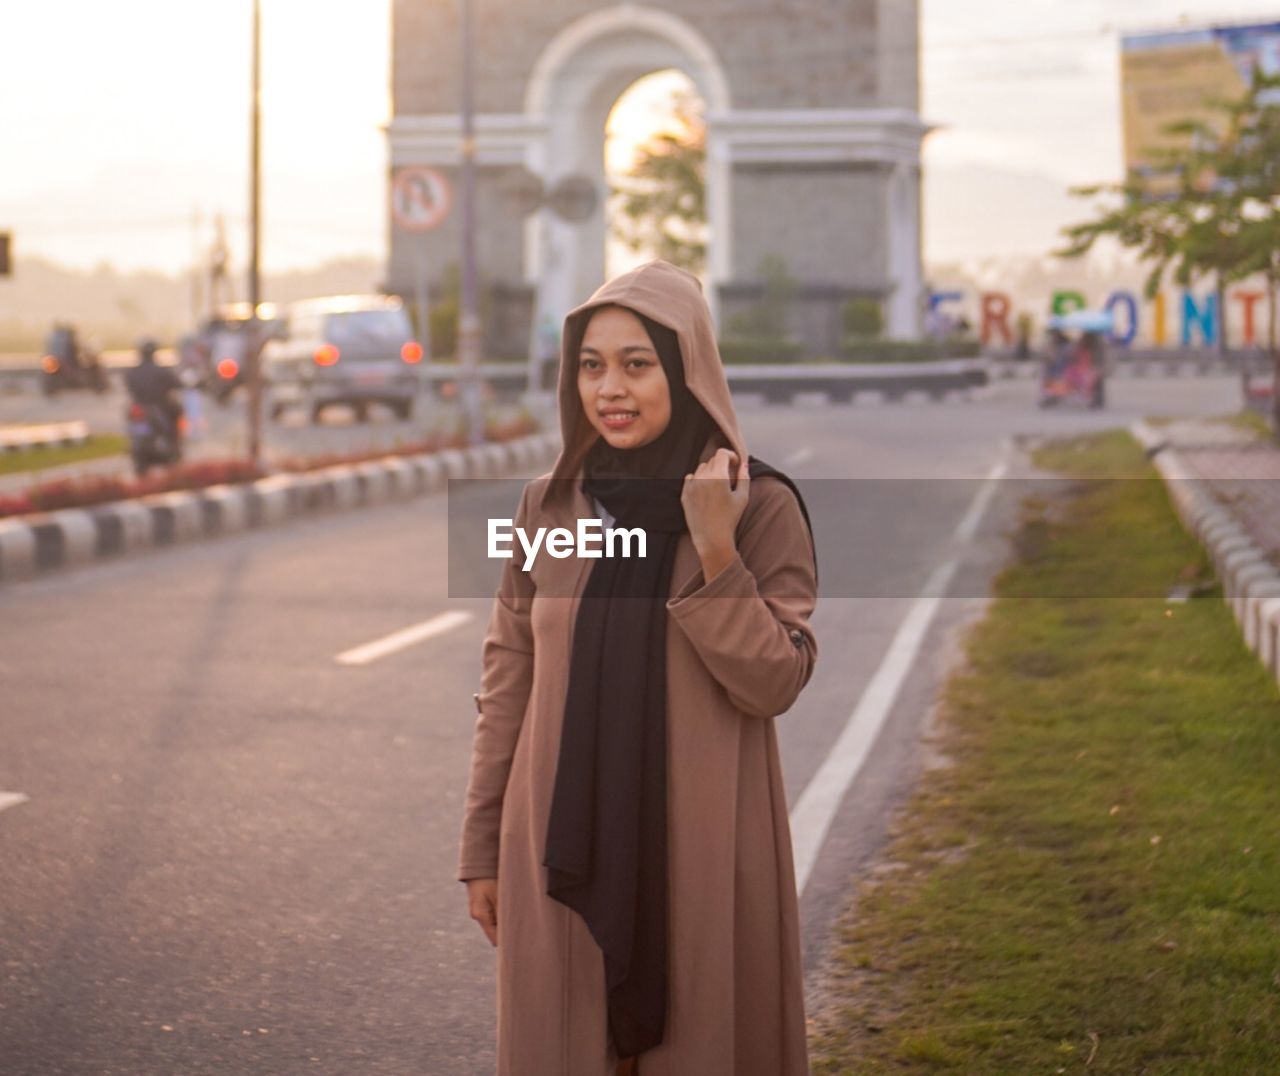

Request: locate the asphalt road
(0, 376), (1245, 1074)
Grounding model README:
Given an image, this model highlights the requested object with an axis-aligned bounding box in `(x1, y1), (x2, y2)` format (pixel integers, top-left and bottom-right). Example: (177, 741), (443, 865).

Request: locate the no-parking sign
(392, 166), (451, 232)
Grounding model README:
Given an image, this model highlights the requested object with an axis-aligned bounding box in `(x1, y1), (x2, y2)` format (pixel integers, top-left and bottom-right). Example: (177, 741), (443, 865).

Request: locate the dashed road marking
(0, 792), (30, 814)
(336, 611), (474, 666)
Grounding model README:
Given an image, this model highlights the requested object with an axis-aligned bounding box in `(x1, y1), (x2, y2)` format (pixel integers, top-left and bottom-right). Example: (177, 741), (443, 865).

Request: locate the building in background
(385, 0), (927, 360)
(1121, 18), (1280, 189)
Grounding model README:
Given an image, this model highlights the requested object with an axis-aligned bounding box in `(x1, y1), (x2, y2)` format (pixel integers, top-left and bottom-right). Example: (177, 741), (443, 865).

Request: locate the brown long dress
(458, 259), (818, 1075)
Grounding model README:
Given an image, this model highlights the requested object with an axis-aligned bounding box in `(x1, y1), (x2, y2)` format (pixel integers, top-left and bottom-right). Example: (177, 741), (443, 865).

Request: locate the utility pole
(211, 214), (229, 311)
(190, 206), (203, 327)
(246, 0), (265, 465)
(456, 0), (486, 446)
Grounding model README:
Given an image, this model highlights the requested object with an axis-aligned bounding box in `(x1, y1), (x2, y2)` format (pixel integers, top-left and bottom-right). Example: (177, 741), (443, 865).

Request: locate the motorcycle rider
(124, 337), (184, 450)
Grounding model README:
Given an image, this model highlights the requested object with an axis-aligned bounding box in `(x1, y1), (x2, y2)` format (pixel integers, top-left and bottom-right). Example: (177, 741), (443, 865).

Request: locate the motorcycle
(126, 400), (183, 477)
(196, 303), (284, 405)
(41, 325), (109, 396)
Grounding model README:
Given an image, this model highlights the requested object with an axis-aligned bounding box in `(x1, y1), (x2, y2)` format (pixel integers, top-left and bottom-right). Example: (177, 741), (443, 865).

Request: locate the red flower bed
(0, 416), (542, 520)
(13, 459), (267, 517)
(275, 431), (467, 473)
(273, 415), (539, 473)
(0, 493), (35, 518)
(487, 416), (542, 443)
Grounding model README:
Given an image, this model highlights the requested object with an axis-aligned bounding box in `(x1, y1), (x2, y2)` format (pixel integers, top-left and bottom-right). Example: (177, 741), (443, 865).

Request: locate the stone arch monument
(387, 0), (926, 361)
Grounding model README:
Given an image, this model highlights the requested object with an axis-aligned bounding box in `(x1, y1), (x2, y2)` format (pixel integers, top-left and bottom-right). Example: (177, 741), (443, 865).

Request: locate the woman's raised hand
(466, 878), (499, 947)
(681, 449), (750, 578)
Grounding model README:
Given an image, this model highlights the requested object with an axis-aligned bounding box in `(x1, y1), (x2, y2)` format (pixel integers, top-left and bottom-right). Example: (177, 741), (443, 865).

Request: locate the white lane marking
(952, 440), (1010, 543)
(335, 611), (474, 666)
(790, 450), (1009, 897)
(0, 792), (30, 813)
(783, 446), (813, 467)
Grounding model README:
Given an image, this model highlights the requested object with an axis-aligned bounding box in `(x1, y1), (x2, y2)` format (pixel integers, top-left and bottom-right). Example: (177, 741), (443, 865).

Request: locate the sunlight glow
(605, 69), (701, 278)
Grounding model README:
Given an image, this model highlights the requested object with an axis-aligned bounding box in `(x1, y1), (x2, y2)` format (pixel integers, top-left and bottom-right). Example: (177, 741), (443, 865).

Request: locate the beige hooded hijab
(458, 259), (818, 1075)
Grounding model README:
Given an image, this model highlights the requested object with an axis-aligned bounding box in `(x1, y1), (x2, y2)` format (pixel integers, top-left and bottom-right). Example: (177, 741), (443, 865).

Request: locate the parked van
(263, 294), (423, 423)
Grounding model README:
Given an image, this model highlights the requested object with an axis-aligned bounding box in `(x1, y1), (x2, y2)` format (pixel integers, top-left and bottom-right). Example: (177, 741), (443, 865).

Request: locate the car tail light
(314, 344), (340, 366)
(42, 355), (60, 374)
(401, 341), (424, 364)
(217, 358), (239, 380)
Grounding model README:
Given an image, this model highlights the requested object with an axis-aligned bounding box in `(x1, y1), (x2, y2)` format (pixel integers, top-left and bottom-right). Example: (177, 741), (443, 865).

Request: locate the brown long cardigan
(458, 259), (818, 1075)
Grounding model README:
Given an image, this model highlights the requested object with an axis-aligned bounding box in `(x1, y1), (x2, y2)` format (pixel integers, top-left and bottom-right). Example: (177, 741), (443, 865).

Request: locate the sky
(1, 0), (1279, 279)
(1, 0), (390, 274)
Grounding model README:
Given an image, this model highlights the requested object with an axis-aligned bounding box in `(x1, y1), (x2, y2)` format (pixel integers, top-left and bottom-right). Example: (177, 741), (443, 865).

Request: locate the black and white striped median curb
(726, 359), (986, 404)
(991, 357), (1246, 380)
(0, 432), (562, 584)
(1131, 420), (1280, 687)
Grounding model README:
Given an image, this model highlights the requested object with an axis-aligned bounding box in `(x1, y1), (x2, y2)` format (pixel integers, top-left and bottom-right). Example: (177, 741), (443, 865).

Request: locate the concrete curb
(0, 431), (562, 584)
(0, 518), (37, 579)
(992, 358), (1243, 380)
(1130, 419), (1280, 689)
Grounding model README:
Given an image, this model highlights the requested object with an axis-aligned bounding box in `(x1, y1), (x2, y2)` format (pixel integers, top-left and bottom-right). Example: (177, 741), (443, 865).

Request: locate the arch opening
(524, 7), (732, 336)
(605, 70), (707, 282)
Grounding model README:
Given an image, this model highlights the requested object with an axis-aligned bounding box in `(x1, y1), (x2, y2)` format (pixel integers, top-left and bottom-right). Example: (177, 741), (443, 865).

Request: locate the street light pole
(190, 206), (203, 327)
(456, 0), (486, 446)
(247, 0), (264, 465)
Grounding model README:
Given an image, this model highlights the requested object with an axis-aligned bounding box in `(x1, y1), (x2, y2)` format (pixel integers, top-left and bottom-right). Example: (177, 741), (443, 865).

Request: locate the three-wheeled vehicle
(1039, 310), (1111, 409)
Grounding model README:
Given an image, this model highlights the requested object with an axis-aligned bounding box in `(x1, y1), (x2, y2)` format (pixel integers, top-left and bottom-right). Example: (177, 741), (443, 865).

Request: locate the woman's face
(577, 305), (672, 450)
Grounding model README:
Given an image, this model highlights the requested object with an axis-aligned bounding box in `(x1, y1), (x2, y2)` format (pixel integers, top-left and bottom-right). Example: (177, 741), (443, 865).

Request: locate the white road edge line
(0, 792), (30, 813)
(790, 448), (1010, 897)
(336, 611), (475, 667)
(953, 439), (1011, 544)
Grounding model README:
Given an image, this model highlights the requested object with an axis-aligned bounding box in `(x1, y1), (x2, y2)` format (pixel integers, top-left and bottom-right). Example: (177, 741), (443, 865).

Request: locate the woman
(458, 259), (818, 1075)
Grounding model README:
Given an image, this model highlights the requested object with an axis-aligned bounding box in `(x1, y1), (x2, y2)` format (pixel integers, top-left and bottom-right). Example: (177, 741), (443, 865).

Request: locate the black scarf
(542, 312), (815, 1060)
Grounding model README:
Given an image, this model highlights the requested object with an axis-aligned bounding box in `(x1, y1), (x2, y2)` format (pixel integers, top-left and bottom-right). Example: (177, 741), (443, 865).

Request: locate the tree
(1208, 70), (1280, 435)
(1057, 127), (1238, 343)
(1057, 69), (1280, 435)
(609, 89), (707, 275)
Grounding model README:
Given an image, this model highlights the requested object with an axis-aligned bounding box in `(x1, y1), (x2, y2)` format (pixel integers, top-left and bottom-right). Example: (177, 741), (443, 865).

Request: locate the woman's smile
(599, 408), (639, 429)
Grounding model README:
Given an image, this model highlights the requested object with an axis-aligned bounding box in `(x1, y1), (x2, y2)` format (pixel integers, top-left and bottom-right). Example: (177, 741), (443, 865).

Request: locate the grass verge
(0, 434), (128, 476)
(808, 430), (1280, 1074)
